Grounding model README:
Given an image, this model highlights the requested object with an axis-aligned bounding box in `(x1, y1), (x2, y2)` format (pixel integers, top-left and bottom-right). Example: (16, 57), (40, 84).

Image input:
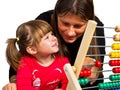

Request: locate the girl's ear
(26, 46), (37, 55)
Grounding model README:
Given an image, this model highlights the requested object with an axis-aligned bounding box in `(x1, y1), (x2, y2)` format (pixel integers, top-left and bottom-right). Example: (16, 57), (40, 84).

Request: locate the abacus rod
(83, 62), (108, 66)
(82, 86), (98, 90)
(96, 77), (109, 81)
(103, 62), (109, 64)
(89, 45), (111, 48)
(93, 36), (112, 38)
(96, 26), (115, 29)
(86, 54), (109, 56)
(92, 69), (112, 73)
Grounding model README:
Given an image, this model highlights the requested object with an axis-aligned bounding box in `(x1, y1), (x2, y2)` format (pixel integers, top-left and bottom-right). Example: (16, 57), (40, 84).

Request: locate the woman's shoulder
(94, 16), (104, 26)
(35, 10), (53, 24)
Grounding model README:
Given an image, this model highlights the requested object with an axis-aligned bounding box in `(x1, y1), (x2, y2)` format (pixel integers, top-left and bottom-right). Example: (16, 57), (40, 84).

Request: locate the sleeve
(9, 66), (17, 79)
(16, 60), (38, 90)
(95, 16), (106, 62)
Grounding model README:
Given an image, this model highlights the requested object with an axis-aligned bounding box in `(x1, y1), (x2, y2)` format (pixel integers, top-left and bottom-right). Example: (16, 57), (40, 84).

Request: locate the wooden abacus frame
(64, 20), (97, 90)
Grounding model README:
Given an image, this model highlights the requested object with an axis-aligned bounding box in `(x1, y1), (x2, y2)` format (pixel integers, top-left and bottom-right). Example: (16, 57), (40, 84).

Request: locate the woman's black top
(9, 10), (105, 90)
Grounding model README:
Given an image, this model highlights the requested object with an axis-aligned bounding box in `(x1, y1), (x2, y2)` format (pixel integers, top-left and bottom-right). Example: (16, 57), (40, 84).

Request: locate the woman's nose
(67, 27), (76, 36)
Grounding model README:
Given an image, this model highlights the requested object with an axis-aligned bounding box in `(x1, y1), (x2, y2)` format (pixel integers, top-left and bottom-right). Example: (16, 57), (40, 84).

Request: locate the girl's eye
(45, 36), (49, 40)
(51, 32), (54, 36)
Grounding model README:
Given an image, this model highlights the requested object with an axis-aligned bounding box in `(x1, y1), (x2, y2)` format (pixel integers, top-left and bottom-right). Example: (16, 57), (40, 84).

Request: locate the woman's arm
(2, 74), (17, 90)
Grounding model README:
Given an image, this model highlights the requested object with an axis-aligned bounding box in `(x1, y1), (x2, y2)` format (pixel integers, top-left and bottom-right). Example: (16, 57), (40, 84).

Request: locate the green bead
(78, 78), (89, 85)
(98, 83), (104, 89)
(114, 75), (118, 80)
(113, 82), (116, 87)
(84, 78), (89, 84)
(115, 82), (119, 87)
(78, 78), (85, 85)
(104, 83), (108, 88)
(108, 82), (113, 88)
(109, 75), (115, 81)
(118, 74), (120, 79)
(109, 74), (120, 81)
(106, 83), (110, 88)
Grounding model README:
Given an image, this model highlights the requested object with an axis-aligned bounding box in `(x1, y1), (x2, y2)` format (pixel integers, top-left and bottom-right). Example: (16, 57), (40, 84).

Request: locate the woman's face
(58, 13), (87, 43)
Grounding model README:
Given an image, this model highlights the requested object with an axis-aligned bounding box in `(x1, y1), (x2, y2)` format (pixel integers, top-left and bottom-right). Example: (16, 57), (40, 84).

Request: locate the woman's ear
(26, 46), (37, 55)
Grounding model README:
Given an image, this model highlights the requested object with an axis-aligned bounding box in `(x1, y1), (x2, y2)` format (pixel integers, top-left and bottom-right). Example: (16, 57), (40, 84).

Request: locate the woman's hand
(2, 75), (16, 90)
(83, 57), (99, 85)
(87, 66), (99, 85)
(2, 83), (16, 90)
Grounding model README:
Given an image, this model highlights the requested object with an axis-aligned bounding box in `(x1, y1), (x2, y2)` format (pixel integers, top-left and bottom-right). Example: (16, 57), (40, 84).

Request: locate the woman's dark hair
(54, 0), (94, 20)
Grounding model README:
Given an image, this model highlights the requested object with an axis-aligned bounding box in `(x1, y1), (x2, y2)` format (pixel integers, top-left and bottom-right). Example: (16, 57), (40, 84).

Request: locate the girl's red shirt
(17, 54), (69, 90)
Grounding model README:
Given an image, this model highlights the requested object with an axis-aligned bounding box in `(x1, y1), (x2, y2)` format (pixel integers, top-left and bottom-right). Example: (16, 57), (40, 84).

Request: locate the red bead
(112, 67), (120, 73)
(80, 70), (84, 77)
(84, 70), (87, 77)
(87, 69), (91, 76)
(109, 60), (115, 66)
(109, 60), (120, 66)
(95, 60), (102, 67)
(80, 69), (91, 77)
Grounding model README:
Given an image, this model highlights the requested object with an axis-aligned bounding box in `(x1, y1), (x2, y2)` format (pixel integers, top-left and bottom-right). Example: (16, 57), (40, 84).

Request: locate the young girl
(6, 20), (69, 90)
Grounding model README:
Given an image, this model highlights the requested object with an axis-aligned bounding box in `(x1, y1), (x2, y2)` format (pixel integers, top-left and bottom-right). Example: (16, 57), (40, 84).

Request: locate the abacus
(64, 20), (120, 90)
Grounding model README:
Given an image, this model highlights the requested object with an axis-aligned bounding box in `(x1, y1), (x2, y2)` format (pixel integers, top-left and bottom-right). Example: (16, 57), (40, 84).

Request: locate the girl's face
(37, 31), (59, 56)
(58, 13), (87, 43)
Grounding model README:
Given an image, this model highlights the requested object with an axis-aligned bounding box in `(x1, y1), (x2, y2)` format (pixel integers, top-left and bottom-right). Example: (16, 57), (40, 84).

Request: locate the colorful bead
(78, 78), (89, 85)
(95, 60), (102, 67)
(109, 52), (120, 58)
(109, 60), (120, 66)
(112, 43), (120, 50)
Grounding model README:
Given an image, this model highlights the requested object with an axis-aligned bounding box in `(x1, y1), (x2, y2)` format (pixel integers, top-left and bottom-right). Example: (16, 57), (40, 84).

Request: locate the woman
(3, 0), (105, 90)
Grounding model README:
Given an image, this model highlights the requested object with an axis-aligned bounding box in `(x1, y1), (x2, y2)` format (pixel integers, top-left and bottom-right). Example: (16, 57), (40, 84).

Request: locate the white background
(0, 0), (120, 89)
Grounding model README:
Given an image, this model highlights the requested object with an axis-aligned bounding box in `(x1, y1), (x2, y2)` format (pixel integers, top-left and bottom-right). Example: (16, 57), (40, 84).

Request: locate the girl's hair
(52, 0), (101, 60)
(6, 20), (53, 71)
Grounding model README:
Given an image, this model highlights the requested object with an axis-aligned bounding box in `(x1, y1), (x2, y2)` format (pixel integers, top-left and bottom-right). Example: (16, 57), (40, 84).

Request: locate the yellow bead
(112, 43), (120, 50)
(109, 52), (120, 58)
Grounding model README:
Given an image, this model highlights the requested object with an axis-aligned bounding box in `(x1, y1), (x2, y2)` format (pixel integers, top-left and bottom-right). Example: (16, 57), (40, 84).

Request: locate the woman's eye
(63, 22), (69, 26)
(74, 25), (82, 28)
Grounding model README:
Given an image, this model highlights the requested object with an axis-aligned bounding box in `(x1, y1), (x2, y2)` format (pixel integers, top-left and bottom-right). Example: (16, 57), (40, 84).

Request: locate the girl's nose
(50, 35), (57, 41)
